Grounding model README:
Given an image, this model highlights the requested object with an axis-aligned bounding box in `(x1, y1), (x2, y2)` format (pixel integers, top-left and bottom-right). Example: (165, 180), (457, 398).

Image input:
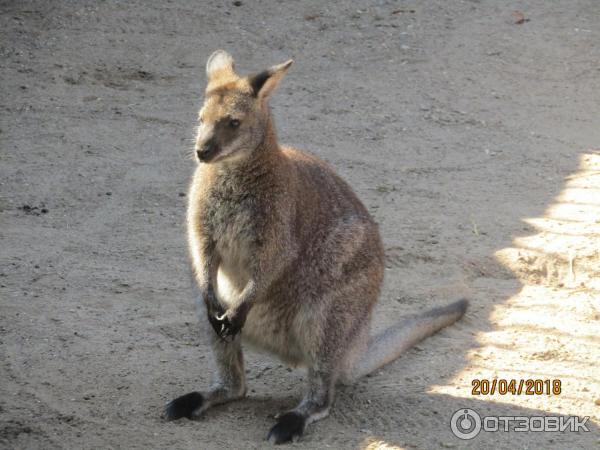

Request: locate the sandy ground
(1, 0), (599, 449)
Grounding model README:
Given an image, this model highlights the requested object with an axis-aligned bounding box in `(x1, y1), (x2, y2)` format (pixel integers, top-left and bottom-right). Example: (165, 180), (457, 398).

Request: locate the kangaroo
(164, 50), (468, 444)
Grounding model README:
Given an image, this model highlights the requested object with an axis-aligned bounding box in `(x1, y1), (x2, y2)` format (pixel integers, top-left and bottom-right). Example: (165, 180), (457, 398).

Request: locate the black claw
(267, 412), (306, 444)
(164, 392), (204, 420)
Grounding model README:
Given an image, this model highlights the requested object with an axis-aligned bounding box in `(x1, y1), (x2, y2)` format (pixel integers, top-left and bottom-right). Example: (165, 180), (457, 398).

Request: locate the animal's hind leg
(164, 298), (247, 420)
(267, 368), (337, 444)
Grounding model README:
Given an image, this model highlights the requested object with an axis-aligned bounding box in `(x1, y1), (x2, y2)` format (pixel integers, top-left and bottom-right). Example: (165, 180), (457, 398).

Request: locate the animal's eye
(229, 118), (240, 128)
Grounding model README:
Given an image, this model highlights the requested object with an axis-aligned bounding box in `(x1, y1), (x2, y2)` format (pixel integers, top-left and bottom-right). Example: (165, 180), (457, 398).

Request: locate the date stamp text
(471, 379), (561, 396)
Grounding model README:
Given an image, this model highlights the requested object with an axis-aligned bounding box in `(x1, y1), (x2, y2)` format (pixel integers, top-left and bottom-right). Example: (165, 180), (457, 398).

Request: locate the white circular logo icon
(450, 408), (481, 440)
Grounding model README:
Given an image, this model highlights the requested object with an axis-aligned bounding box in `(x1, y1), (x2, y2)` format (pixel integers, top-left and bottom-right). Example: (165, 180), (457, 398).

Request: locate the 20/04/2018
(471, 379), (562, 396)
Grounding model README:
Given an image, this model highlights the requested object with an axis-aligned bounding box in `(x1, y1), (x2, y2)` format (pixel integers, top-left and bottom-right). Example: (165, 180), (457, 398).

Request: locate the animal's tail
(346, 299), (468, 381)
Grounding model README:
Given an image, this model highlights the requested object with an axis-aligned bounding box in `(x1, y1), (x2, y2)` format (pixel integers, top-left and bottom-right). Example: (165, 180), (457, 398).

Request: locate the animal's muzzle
(197, 139), (220, 162)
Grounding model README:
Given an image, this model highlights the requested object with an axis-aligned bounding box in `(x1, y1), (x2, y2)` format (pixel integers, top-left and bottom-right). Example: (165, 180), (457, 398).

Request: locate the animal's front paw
(267, 411), (306, 444)
(216, 310), (242, 336)
(213, 304), (249, 340)
(205, 292), (228, 337)
(163, 392), (204, 420)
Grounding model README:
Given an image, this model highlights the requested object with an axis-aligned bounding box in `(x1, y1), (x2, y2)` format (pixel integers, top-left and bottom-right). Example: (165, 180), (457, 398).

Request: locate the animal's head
(194, 50), (293, 164)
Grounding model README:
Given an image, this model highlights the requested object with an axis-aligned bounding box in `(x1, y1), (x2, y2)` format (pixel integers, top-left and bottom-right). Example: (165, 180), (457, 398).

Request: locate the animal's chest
(204, 188), (258, 253)
(202, 187), (259, 306)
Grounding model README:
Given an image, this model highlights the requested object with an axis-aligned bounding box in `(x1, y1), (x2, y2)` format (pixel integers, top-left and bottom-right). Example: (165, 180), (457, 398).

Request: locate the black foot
(267, 411), (306, 444)
(164, 392), (204, 420)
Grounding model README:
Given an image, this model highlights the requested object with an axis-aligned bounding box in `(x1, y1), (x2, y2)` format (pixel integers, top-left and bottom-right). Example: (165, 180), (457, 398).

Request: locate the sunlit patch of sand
(430, 152), (600, 424)
(361, 438), (405, 450)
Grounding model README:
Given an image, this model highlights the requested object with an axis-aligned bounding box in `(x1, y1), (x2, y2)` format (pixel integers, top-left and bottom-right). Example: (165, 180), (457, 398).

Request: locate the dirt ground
(1, 0), (599, 449)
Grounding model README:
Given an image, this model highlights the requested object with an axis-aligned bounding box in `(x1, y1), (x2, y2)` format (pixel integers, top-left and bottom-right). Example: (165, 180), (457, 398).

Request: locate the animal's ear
(206, 50), (235, 80)
(248, 59), (293, 99)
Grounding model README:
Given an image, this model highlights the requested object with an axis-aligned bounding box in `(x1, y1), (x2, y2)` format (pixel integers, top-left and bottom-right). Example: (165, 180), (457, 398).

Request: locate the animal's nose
(196, 140), (219, 162)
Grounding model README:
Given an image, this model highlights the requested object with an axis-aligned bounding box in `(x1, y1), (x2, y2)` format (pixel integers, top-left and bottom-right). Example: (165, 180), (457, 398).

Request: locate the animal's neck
(254, 111), (279, 160)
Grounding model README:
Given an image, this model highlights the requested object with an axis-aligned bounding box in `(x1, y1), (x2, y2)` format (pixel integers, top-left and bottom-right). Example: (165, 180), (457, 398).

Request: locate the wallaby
(164, 50), (468, 444)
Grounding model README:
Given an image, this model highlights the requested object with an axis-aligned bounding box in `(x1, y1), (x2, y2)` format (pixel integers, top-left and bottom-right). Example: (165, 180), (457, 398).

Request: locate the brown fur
(165, 50), (468, 444)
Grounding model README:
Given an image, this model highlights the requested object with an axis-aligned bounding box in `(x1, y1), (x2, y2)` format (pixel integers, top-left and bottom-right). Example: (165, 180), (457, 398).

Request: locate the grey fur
(167, 52), (468, 442)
